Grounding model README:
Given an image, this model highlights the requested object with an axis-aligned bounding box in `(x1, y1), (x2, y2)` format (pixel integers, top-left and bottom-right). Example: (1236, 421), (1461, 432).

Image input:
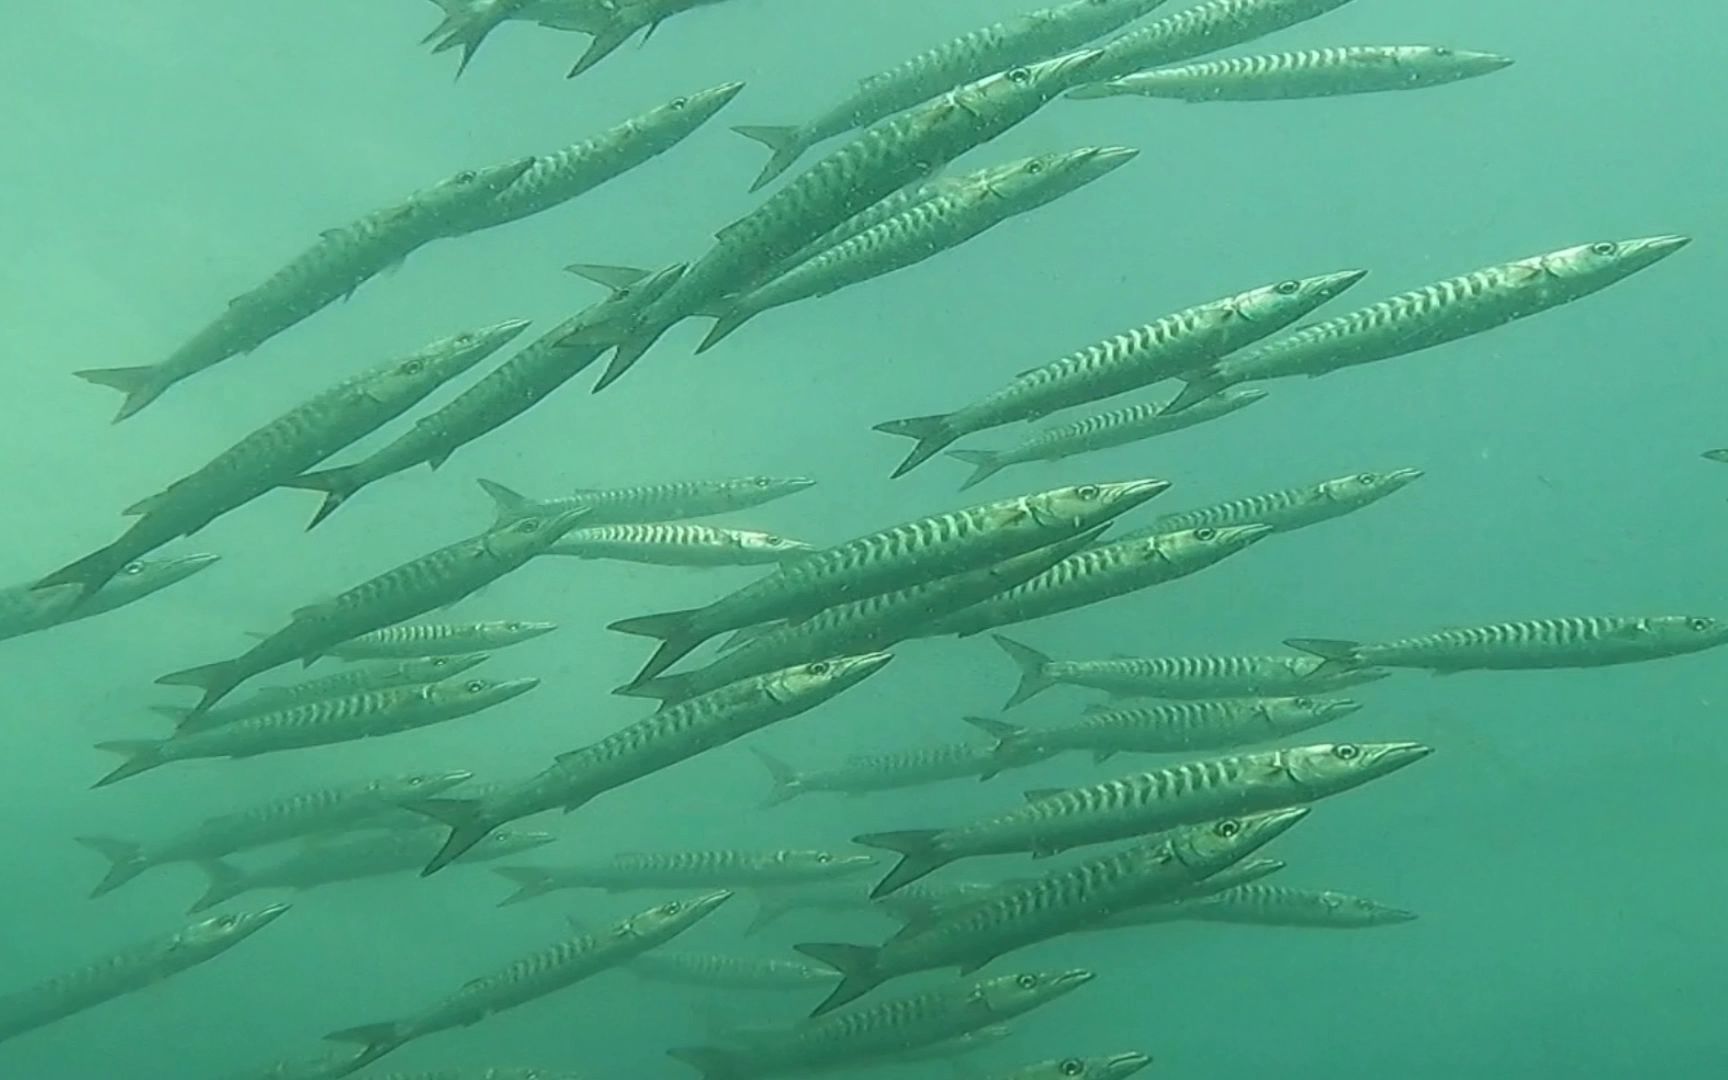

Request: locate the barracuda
(1287, 615), (1728, 676)
(917, 524), (1272, 639)
(413, 654), (893, 874)
(1126, 467), (1424, 537)
(803, 809), (1305, 1012)
(1165, 236), (1691, 413)
(859, 741), (1432, 895)
(325, 893), (730, 1074)
(949, 387), (1268, 489)
(0, 553), (218, 643)
(477, 475), (816, 528)
(611, 480), (1165, 685)
(1079, 0), (1361, 85)
(747, 740), (1034, 807)
(326, 620), (556, 661)
(547, 522), (815, 567)
(985, 1051), (1155, 1080)
(875, 270), (1363, 476)
(627, 951), (842, 992)
(489, 848), (875, 905)
(1128, 883), (1419, 929)
(159, 656), (491, 735)
(1072, 44), (1513, 101)
(155, 510), (586, 712)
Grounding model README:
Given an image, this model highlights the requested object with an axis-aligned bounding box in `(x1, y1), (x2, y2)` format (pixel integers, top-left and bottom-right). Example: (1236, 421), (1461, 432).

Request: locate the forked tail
(409, 798), (497, 876)
(946, 448), (1007, 490)
(75, 364), (168, 423)
(732, 125), (806, 193)
(991, 634), (1056, 709)
(853, 829), (952, 898)
(282, 466), (369, 530)
(92, 740), (172, 788)
(873, 414), (960, 479)
(490, 866), (561, 907)
(76, 836), (149, 898)
(794, 942), (885, 1016)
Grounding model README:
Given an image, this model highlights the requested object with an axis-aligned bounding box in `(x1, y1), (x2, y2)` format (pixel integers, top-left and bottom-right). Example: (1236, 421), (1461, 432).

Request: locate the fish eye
(1195, 528), (1217, 541)
(430, 658), (452, 668)
(1026, 160), (1044, 175)
(815, 853), (832, 863)
(1357, 473), (1378, 485)
(465, 680), (486, 692)
(1214, 819), (1241, 838)
(1432, 46), (1453, 56)
(1061, 1061), (1086, 1077)
(1076, 484), (1100, 499)
(1016, 974), (1038, 988)
(1293, 697), (1312, 708)
(507, 621), (527, 630)
(1590, 241), (1617, 256)
(216, 915), (237, 928)
(407, 777), (426, 785)
(400, 359), (425, 375)
(670, 97), (688, 109)
(122, 562), (145, 575)
(454, 170), (476, 183)
(662, 902), (682, 915)
(807, 661), (831, 676)
(1334, 743), (1360, 760)
(753, 477), (772, 487)
(515, 519), (542, 533)
(1689, 617), (1714, 631)
(1275, 279), (1300, 295)
(1006, 67), (1031, 84)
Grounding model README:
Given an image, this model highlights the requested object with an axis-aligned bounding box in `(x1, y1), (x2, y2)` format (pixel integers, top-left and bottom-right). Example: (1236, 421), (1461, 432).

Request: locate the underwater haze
(3, 1), (1725, 1078)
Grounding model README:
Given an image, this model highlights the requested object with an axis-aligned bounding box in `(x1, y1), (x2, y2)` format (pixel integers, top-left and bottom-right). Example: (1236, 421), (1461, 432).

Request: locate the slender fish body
(547, 523), (816, 566)
(325, 893), (731, 1074)
(969, 695), (1361, 774)
(95, 677), (539, 786)
(802, 809), (1305, 1012)
(1072, 45), (1513, 101)
(478, 475), (816, 528)
(1081, 0), (1362, 84)
(949, 387), (1268, 489)
(734, 0), (1168, 189)
(628, 951), (842, 992)
(875, 271), (1363, 476)
(1131, 467), (1424, 536)
(413, 654), (894, 874)
(611, 480), (1168, 685)
(0, 553), (218, 643)
(1166, 236), (1691, 413)
(78, 160), (534, 420)
(859, 741), (1432, 894)
(326, 620), (557, 661)
(667, 969), (1095, 1080)
(488, 849), (875, 905)
(1173, 883), (1418, 927)
(701, 146), (1138, 350)
(155, 510), (586, 712)
(919, 524), (1273, 639)
(166, 655), (492, 735)
(0, 905), (289, 1044)
(1287, 615), (1728, 675)
(984, 1052), (1155, 1080)
(748, 741), (1035, 807)
(991, 634), (1391, 708)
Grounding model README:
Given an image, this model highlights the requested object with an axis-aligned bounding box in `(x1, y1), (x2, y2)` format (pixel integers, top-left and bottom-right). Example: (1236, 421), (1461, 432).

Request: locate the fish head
(762, 652), (894, 705)
(398, 653), (493, 684)
(1318, 466), (1424, 508)
(1315, 890), (1421, 926)
(733, 530), (819, 561)
(1537, 235), (1690, 289)
(363, 319), (531, 404)
(472, 829), (558, 858)
(986, 145), (1139, 205)
(570, 262), (688, 335)
(1640, 615), (1728, 653)
(380, 769), (476, 801)
(976, 967), (1095, 1015)
(173, 902), (291, 954)
(422, 155), (537, 213)
(1282, 741), (1433, 794)
(1263, 694), (1362, 732)
(1228, 269), (1368, 337)
(956, 48), (1108, 119)
(643, 81), (747, 139)
(487, 619), (561, 644)
(483, 507), (593, 558)
(1173, 807), (1309, 874)
(775, 850), (878, 878)
(424, 674), (541, 712)
(100, 552), (222, 599)
(1156, 523), (1274, 568)
(1389, 45), (1516, 85)
(733, 475), (818, 503)
(1213, 386), (1271, 413)
(621, 889), (733, 939)
(1027, 478), (1172, 530)
(1025, 1051), (1156, 1080)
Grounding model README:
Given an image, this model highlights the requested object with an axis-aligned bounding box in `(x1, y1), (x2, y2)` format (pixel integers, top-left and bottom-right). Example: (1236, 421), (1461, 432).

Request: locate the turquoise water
(3, 1), (1723, 1077)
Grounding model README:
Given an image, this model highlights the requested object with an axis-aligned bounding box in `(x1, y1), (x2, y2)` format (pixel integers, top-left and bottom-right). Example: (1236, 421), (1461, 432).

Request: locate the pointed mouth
(1375, 742), (1436, 770)
(1107, 1051), (1155, 1077)
(702, 81), (747, 108)
(690, 889), (735, 915)
(1229, 523), (1276, 545)
(162, 552), (222, 578)
(483, 319), (534, 348)
(491, 677), (542, 699)
(435, 769), (477, 786)
(1381, 907), (1421, 924)
(245, 902), (293, 929)
(1637, 234), (1692, 258)
(1325, 699), (1364, 716)
(1048, 968), (1096, 993)
(1388, 467), (1426, 484)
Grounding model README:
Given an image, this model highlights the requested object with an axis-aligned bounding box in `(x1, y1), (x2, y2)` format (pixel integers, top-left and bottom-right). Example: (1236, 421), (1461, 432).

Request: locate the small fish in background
(545, 522), (816, 567)
(745, 740), (1037, 807)
(1078, 0), (1365, 86)
(981, 1051), (1154, 1080)
(487, 848), (875, 906)
(324, 621), (556, 662)
(625, 951), (844, 993)
(1121, 467), (1425, 537)
(0, 553), (218, 644)
(1149, 883), (1418, 929)
(1286, 615), (1728, 676)
(477, 475), (817, 528)
(1068, 45), (1514, 102)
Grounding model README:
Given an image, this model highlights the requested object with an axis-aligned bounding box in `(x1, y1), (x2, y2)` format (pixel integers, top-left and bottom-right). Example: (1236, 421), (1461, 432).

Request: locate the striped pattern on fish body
(1179, 883), (1417, 927)
(984, 1051), (1154, 1080)
(980, 696), (1360, 770)
(613, 481), (1166, 685)
(804, 809), (1303, 1011)
(157, 512), (584, 712)
(97, 678), (538, 785)
(1167, 236), (1691, 412)
(858, 742), (1430, 894)
(548, 523), (815, 566)
(480, 475), (815, 528)
(629, 951), (843, 991)
(1084, 0), (1361, 83)
(520, 849), (876, 891)
(1075, 45), (1514, 101)
(334, 893), (729, 1072)
(1145, 467), (1423, 536)
(448, 83), (744, 233)
(0, 554), (218, 643)
(667, 969), (1094, 1079)
(1081, 855), (1287, 929)
(626, 529), (1106, 706)
(0, 904), (288, 1045)
(948, 387), (1267, 489)
(413, 655), (892, 876)
(734, 0), (1166, 189)
(875, 271), (1361, 476)
(1288, 615), (1728, 674)
(921, 524), (1272, 639)
(707, 147), (1136, 349)
(79, 159), (534, 421)
(176, 655), (490, 733)
(328, 621), (556, 661)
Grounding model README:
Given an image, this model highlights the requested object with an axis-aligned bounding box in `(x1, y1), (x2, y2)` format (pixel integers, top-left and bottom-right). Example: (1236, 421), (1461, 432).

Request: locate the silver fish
(478, 475), (816, 528)
(1287, 615), (1728, 676)
(490, 849), (875, 905)
(627, 951), (843, 992)
(1081, 0), (1362, 85)
(0, 553), (218, 643)
(747, 741), (1034, 807)
(162, 655), (493, 736)
(326, 620), (557, 661)
(983, 1052), (1154, 1080)
(547, 523), (816, 567)
(1129, 467), (1424, 536)
(1072, 45), (1512, 101)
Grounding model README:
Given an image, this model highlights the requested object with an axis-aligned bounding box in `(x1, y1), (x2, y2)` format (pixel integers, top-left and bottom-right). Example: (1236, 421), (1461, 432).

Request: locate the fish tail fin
(611, 670), (694, 705)
(945, 448), (1006, 490)
(991, 634), (1055, 709)
(609, 609), (706, 685)
(591, 325), (666, 391)
(873, 414), (960, 478)
(75, 365), (165, 423)
(75, 836), (148, 897)
(854, 830), (951, 897)
(154, 659), (244, 713)
(475, 477), (541, 527)
(490, 866), (557, 907)
(747, 746), (803, 808)
(281, 466), (367, 531)
(1161, 372), (1226, 416)
(322, 1022), (409, 1074)
(91, 740), (169, 788)
(666, 1045), (748, 1080)
(794, 943), (885, 1016)
(188, 859), (247, 913)
(32, 545), (132, 603)
(1282, 638), (1366, 679)
(693, 306), (757, 353)
(565, 263), (651, 292)
(961, 715), (1026, 781)
(567, 24), (633, 78)
(731, 125), (804, 192)
(741, 895), (792, 936)
(408, 798), (494, 875)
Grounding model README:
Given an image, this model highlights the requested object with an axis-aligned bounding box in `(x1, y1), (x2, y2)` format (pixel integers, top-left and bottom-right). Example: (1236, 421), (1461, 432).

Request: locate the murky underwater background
(3, 1), (1725, 1077)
